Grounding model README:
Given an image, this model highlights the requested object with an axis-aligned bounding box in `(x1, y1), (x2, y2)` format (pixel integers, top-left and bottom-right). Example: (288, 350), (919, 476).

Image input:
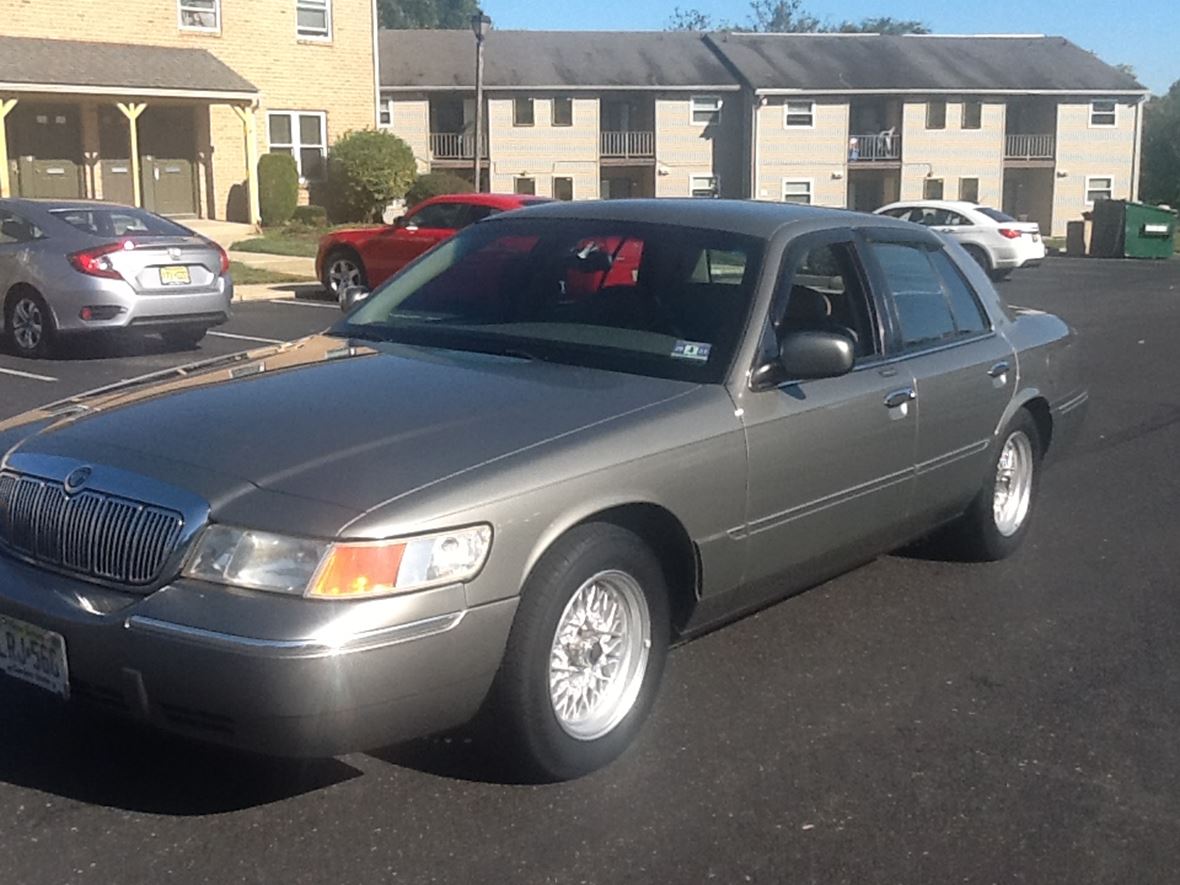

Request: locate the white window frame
(513, 97), (535, 127)
(961, 100), (983, 130)
(926, 100), (947, 130)
(1085, 175), (1114, 204)
(923, 177), (945, 200)
(267, 110), (328, 182)
(552, 97), (573, 127)
(690, 95), (723, 126)
(784, 100), (815, 129)
(690, 174), (719, 197)
(781, 178), (813, 205)
(958, 176), (980, 203)
(178, 0), (220, 32)
(553, 176), (574, 201)
(1089, 99), (1117, 128)
(296, 0), (332, 41)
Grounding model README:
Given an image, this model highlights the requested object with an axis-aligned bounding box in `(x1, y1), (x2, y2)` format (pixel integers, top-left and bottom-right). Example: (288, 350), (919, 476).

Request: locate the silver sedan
(0, 198), (233, 357)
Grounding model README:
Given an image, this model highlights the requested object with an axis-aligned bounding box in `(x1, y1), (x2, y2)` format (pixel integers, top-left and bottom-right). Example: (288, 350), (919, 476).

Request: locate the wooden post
(232, 104), (262, 228)
(115, 102), (147, 207)
(0, 99), (18, 198)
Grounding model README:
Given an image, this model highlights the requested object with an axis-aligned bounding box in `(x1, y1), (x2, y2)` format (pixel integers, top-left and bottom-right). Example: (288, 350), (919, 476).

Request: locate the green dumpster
(1089, 199), (1176, 259)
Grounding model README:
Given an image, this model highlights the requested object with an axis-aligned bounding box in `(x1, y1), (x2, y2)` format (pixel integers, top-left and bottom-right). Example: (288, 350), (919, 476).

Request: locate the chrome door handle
(987, 361), (1010, 378)
(883, 387), (916, 408)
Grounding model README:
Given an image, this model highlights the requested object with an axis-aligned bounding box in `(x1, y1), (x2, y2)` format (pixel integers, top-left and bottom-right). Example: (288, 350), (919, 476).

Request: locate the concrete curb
(228, 250), (317, 278)
(234, 282), (331, 303)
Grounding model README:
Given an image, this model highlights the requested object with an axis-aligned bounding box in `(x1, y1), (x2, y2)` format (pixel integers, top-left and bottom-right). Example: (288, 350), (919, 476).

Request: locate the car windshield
(331, 217), (764, 383)
(50, 207), (193, 238)
(977, 207), (1017, 223)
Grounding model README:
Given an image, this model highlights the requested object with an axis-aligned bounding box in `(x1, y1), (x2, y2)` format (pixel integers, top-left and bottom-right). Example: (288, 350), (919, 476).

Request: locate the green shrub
(291, 204), (328, 227)
(257, 153), (299, 227)
(405, 171), (474, 208)
(326, 129), (416, 223)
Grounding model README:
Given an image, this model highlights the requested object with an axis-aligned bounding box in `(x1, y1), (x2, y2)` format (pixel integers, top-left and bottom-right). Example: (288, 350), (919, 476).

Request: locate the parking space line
(0, 366), (57, 383)
(271, 299), (337, 310)
(207, 331), (285, 344)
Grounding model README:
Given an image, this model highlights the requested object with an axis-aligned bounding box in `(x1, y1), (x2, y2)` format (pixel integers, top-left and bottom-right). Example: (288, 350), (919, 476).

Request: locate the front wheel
(323, 249), (367, 297)
(6, 290), (54, 358)
(488, 523), (670, 781)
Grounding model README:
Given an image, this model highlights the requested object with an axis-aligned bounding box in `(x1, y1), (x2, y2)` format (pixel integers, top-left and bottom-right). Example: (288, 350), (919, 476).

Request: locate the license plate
(160, 265), (191, 285)
(0, 614), (69, 699)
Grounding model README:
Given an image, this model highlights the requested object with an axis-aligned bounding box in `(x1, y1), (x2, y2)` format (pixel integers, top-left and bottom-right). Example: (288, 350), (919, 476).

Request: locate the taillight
(69, 241), (134, 279)
(998, 228), (1022, 239)
(215, 243), (230, 275)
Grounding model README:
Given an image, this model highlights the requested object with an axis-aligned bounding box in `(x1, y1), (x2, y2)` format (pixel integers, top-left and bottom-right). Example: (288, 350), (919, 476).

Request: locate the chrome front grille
(0, 471), (184, 586)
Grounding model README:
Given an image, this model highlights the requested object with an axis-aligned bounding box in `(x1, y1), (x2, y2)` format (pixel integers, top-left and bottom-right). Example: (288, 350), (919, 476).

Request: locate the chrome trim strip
(914, 439), (991, 476)
(124, 610), (466, 656)
(745, 465), (914, 537)
(1055, 390), (1089, 415)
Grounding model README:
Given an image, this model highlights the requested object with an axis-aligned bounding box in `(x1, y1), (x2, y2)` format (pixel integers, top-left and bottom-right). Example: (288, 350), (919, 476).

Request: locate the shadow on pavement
(0, 332), (201, 363)
(369, 726), (536, 786)
(0, 684), (361, 815)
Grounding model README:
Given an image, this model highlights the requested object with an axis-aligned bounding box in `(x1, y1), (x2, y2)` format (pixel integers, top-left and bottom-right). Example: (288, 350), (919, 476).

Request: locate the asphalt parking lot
(1, 258), (1178, 884)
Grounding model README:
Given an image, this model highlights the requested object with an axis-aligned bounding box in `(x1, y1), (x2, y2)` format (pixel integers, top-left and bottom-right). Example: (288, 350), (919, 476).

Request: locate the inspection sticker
(671, 340), (712, 362)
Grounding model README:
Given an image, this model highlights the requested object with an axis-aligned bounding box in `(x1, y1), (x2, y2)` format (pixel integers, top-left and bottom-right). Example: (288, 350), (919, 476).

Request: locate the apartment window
(178, 0), (219, 30)
(782, 179), (812, 204)
(926, 100), (947, 130)
(514, 177), (536, 195)
(513, 98), (535, 127)
(553, 97), (573, 127)
(553, 177), (574, 201)
(962, 101), (982, 130)
(959, 177), (979, 203)
(690, 95), (722, 125)
(690, 175), (719, 197)
(784, 100), (815, 128)
(268, 111), (327, 181)
(1085, 176), (1114, 203)
(923, 178), (944, 200)
(297, 0), (332, 39)
(1090, 99), (1117, 127)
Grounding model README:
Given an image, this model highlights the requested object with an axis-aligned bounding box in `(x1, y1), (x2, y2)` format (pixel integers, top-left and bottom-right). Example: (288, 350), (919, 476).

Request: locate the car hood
(1, 335), (699, 531)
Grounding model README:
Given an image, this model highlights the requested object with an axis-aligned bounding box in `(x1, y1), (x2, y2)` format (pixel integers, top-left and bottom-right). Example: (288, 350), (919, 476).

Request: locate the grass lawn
(231, 222), (380, 258)
(228, 261), (312, 285)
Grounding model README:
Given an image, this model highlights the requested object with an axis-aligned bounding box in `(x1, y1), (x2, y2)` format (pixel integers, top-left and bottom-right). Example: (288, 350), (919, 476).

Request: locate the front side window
(691, 95), (722, 125)
(1090, 100), (1117, 127)
(690, 175), (718, 198)
(405, 202), (468, 229)
(297, 0), (331, 39)
(776, 242), (877, 359)
(337, 218), (765, 383)
(0, 210), (44, 244)
(1086, 176), (1114, 203)
(552, 97), (573, 127)
(926, 100), (947, 130)
(784, 101), (815, 128)
(179, 0), (219, 30)
(870, 241), (987, 349)
(782, 179), (812, 204)
(962, 101), (982, 129)
(513, 98), (534, 127)
(268, 111), (327, 181)
(553, 177), (574, 201)
(923, 178), (944, 200)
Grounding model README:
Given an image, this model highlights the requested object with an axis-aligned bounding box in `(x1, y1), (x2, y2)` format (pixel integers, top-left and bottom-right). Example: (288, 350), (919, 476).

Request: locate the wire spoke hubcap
(548, 570), (651, 741)
(328, 259), (360, 293)
(993, 430), (1033, 537)
(12, 298), (44, 350)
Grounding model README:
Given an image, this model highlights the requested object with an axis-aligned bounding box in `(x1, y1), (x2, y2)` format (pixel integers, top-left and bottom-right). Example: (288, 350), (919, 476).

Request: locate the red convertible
(317, 193), (550, 296)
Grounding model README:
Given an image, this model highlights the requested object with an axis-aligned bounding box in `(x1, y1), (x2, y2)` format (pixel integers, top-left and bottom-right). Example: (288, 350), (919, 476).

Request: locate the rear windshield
(977, 207), (1016, 223)
(51, 207), (193, 238)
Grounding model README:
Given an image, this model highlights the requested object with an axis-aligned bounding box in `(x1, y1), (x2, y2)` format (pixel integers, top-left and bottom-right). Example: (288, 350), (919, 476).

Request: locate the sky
(482, 0), (1179, 95)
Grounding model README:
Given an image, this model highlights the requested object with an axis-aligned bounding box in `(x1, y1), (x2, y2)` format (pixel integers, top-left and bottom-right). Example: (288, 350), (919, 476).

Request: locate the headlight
(183, 524), (492, 599)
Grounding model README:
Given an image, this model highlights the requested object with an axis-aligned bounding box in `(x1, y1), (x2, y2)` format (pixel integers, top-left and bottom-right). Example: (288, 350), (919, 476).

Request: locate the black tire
(963, 245), (992, 277)
(322, 248), (367, 297)
(943, 409), (1043, 561)
(159, 325), (207, 350)
(488, 523), (670, 782)
(988, 267), (1013, 283)
(5, 289), (55, 358)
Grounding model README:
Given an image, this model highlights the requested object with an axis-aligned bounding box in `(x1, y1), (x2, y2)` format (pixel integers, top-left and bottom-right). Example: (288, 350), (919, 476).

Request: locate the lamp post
(471, 10), (491, 192)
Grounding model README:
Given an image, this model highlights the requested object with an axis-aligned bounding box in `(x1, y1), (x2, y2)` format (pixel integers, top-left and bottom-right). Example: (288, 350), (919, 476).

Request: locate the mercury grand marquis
(0, 200), (1087, 780)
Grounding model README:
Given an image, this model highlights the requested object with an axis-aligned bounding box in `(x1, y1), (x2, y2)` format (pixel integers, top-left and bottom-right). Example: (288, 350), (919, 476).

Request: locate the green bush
(405, 171), (474, 208)
(326, 129), (416, 223)
(257, 153), (299, 227)
(291, 204), (328, 227)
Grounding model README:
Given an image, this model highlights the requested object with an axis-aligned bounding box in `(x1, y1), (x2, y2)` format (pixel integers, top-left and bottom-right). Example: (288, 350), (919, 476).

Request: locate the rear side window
(929, 250), (988, 334)
(51, 207), (190, 238)
(977, 207), (1016, 223)
(871, 242), (989, 348)
(0, 210), (44, 243)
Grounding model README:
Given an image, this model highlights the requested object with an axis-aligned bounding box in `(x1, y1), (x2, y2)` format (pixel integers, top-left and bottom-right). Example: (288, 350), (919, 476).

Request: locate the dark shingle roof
(0, 36), (257, 96)
(379, 30), (740, 89)
(705, 34), (1145, 93)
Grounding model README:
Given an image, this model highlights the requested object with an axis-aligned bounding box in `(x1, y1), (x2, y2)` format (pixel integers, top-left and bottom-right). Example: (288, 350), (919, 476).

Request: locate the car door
(861, 232), (1016, 528)
(738, 231), (918, 592)
(365, 200), (468, 283)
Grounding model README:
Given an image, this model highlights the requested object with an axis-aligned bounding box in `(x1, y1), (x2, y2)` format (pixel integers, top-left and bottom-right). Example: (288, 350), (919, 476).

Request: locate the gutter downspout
(752, 92), (761, 199)
(372, 0), (382, 127)
(1131, 97), (1144, 201)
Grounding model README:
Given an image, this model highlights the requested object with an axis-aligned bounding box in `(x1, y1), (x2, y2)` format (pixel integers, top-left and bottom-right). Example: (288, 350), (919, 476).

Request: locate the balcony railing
(429, 132), (487, 160)
(1005, 133), (1056, 161)
(848, 133), (902, 162)
(600, 130), (655, 159)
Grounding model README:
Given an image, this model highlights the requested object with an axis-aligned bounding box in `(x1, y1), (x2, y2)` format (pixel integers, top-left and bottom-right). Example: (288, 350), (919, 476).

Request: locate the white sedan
(875, 200), (1045, 281)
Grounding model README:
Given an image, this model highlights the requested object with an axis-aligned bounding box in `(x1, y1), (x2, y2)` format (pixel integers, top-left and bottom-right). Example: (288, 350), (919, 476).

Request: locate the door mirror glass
(339, 285), (371, 312)
(778, 330), (855, 380)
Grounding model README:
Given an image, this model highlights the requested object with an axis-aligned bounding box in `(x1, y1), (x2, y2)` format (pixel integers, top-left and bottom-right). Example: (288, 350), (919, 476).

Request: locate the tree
(1141, 80), (1180, 207)
(665, 0), (927, 34)
(667, 6), (717, 30)
(834, 16), (929, 34)
(326, 129), (417, 223)
(378, 0), (478, 29)
(748, 0), (820, 32)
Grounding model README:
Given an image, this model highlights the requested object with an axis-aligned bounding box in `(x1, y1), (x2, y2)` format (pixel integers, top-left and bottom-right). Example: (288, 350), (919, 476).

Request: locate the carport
(0, 36), (261, 224)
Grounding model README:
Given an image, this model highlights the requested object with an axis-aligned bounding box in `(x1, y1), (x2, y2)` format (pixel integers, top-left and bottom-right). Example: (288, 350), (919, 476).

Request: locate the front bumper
(0, 553), (517, 757)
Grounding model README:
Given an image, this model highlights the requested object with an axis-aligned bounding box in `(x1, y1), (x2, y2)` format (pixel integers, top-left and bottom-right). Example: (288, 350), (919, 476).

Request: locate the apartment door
(97, 106), (134, 205)
(9, 104), (84, 199)
(139, 106), (197, 216)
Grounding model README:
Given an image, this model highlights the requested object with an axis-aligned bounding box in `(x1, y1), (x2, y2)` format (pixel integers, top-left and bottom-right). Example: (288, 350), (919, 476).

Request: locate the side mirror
(339, 284), (371, 312)
(391, 215), (406, 228)
(751, 330), (855, 390)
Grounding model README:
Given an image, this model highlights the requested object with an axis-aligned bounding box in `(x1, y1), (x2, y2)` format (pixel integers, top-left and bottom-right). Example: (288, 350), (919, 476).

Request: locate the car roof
(0, 197), (138, 212)
(423, 193), (550, 209)
(878, 200), (995, 214)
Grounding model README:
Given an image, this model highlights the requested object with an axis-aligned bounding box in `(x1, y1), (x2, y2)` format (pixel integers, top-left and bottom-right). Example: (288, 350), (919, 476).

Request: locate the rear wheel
(323, 248), (367, 297)
(963, 244), (992, 277)
(5, 289), (54, 358)
(159, 325), (207, 350)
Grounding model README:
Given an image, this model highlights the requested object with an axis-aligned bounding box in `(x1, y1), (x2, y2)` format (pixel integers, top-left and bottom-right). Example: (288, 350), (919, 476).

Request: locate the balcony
(429, 132), (487, 161)
(848, 133), (902, 163)
(1005, 133), (1055, 162)
(600, 130), (655, 161)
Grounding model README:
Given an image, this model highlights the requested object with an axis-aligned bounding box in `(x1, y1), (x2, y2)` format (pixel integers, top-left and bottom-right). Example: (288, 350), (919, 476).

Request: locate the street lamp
(471, 10), (491, 192)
